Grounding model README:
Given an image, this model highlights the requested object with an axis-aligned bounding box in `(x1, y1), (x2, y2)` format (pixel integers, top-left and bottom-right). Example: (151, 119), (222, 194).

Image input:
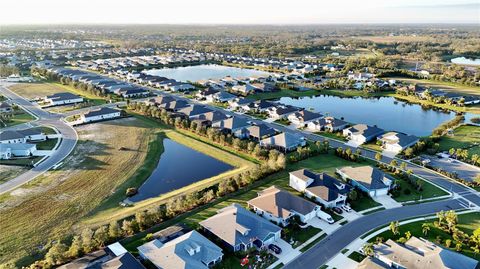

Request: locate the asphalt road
(0, 84), (78, 194)
(283, 198), (466, 269)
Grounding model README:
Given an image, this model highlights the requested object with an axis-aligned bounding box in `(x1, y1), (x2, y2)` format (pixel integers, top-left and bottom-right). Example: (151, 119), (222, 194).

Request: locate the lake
(144, 64), (273, 82)
(450, 57), (480, 66)
(278, 95), (457, 136)
(130, 139), (234, 202)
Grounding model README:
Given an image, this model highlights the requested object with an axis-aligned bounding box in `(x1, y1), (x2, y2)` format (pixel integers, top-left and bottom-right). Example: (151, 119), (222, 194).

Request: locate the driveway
(269, 239), (301, 264)
(346, 140), (361, 147)
(372, 195), (402, 209)
(308, 217), (342, 234)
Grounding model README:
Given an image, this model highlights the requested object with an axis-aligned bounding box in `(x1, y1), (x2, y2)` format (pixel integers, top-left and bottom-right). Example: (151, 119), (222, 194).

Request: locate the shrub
(403, 189), (411, 195)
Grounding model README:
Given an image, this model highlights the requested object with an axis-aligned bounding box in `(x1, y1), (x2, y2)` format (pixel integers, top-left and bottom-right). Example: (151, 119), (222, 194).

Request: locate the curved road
(0, 84), (78, 194)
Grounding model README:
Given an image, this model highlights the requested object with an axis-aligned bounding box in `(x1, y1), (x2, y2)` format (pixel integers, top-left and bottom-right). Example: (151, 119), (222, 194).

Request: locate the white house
(81, 107), (121, 123)
(0, 143), (37, 159)
(289, 169), (350, 208)
(287, 110), (323, 127)
(247, 186), (320, 226)
(0, 128), (46, 144)
(343, 124), (384, 145)
(377, 132), (419, 154)
(43, 92), (83, 106)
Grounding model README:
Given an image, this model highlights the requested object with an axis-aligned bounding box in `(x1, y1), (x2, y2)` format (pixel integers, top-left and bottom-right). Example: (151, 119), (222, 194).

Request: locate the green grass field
(35, 138), (58, 150)
(437, 125), (480, 155)
(250, 88), (319, 100)
(370, 212), (480, 260)
(2, 109), (36, 127)
(392, 175), (449, 202)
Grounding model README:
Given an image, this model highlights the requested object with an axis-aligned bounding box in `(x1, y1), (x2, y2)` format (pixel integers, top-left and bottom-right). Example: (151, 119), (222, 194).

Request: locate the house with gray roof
(192, 111), (229, 125)
(211, 116), (250, 137)
(259, 132), (306, 152)
(160, 100), (190, 111)
(199, 204), (281, 252)
(343, 124), (384, 145)
(377, 132), (419, 154)
(266, 105), (300, 120)
(247, 186), (320, 226)
(336, 166), (393, 197)
(212, 91), (236, 103)
(177, 105), (212, 119)
(288, 110), (323, 127)
(43, 92), (83, 106)
(138, 230), (223, 269)
(360, 237), (480, 269)
(81, 107), (121, 124)
(0, 143), (37, 159)
(246, 124), (277, 141)
(307, 117), (349, 132)
(289, 169), (350, 208)
(0, 127), (46, 144)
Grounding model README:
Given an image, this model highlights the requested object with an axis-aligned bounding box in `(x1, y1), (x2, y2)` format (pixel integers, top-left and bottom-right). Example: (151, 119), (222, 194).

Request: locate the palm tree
(436, 211), (445, 227)
(422, 223), (431, 236)
(375, 152), (382, 163)
(390, 221), (399, 236)
(362, 243), (374, 257)
(471, 154), (479, 166)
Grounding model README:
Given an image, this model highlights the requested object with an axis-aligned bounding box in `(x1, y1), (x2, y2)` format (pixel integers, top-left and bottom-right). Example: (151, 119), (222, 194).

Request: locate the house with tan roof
(289, 169), (350, 208)
(199, 204), (281, 252)
(247, 186), (320, 226)
(336, 166), (393, 197)
(358, 237), (480, 269)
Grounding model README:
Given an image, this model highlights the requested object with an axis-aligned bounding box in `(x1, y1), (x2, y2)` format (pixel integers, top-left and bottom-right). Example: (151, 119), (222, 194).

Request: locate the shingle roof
(178, 105), (212, 117)
(338, 166), (389, 190)
(92, 252), (146, 269)
(199, 204), (281, 248)
(215, 117), (250, 130)
(247, 186), (317, 218)
(83, 107), (120, 118)
(374, 237), (479, 269)
(246, 124), (276, 139)
(346, 124), (384, 138)
(137, 231), (222, 269)
(260, 132), (304, 148)
(291, 110), (323, 122)
(46, 92), (82, 101)
(378, 132), (419, 147)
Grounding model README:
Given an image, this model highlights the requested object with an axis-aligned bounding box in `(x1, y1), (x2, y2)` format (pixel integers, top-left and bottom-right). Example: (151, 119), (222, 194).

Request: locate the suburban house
(160, 100), (190, 111)
(251, 82), (277, 92)
(196, 87), (219, 101)
(245, 124), (277, 141)
(167, 82), (195, 92)
(377, 132), (419, 154)
(231, 84), (257, 95)
(0, 102), (12, 113)
(145, 95), (176, 107)
(259, 132), (306, 152)
(192, 111), (229, 125)
(0, 128), (46, 144)
(289, 169), (350, 208)
(247, 186), (320, 226)
(199, 204), (281, 252)
(254, 100), (277, 112)
(266, 105), (299, 120)
(357, 237), (479, 269)
(177, 105), (212, 119)
(81, 107), (122, 124)
(59, 242), (145, 269)
(287, 110), (323, 127)
(212, 91), (236, 103)
(43, 92), (84, 106)
(116, 87), (149, 98)
(343, 124), (385, 145)
(228, 98), (255, 111)
(212, 116), (250, 137)
(336, 166), (393, 197)
(0, 143), (37, 160)
(138, 230), (223, 269)
(307, 117), (349, 132)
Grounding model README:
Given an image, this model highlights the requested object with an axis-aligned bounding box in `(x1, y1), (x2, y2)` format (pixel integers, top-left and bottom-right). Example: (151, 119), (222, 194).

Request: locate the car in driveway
(341, 204), (352, 212)
(269, 244), (282, 254)
(332, 207), (343, 214)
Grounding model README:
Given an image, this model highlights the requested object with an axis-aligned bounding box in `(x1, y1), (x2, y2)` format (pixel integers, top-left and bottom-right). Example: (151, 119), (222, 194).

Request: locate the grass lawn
(369, 212), (480, 260)
(0, 117), (165, 267)
(300, 233), (327, 252)
(349, 195), (381, 212)
(8, 82), (106, 107)
(35, 138), (58, 150)
(250, 88), (319, 100)
(387, 77), (480, 96)
(1, 109), (36, 127)
(361, 142), (383, 152)
(437, 125), (480, 156)
(392, 174), (449, 202)
(0, 156), (42, 167)
(215, 251), (278, 269)
(347, 251), (366, 262)
(393, 93), (480, 114)
(274, 118), (291, 126)
(316, 131), (347, 142)
(284, 226), (323, 248)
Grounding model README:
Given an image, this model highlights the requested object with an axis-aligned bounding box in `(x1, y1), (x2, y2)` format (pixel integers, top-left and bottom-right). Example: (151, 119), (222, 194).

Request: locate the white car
(341, 204), (352, 212)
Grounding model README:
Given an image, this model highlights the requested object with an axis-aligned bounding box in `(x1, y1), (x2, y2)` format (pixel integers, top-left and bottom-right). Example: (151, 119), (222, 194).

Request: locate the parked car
(269, 244), (282, 254)
(317, 210), (334, 224)
(332, 207), (343, 214)
(341, 204), (352, 212)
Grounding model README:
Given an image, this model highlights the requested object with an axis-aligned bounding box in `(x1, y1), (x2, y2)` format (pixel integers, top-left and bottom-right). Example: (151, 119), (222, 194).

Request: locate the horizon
(1, 0), (479, 25)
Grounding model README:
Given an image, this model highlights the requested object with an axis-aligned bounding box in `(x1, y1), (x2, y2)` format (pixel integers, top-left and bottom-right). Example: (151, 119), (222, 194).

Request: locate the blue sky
(1, 0), (479, 24)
